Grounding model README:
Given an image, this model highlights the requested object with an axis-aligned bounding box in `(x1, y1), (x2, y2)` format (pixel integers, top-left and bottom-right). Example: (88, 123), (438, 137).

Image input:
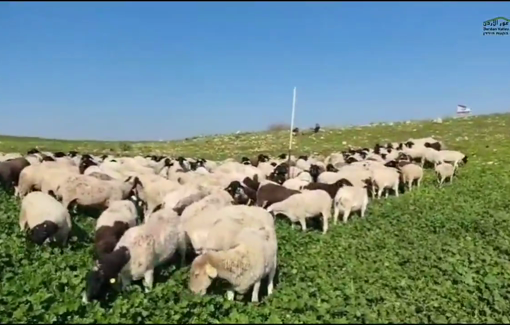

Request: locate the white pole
(288, 87), (297, 151)
(287, 87), (297, 179)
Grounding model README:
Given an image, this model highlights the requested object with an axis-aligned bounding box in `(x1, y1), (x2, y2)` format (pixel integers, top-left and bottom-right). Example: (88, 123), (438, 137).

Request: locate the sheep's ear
(205, 263), (218, 278)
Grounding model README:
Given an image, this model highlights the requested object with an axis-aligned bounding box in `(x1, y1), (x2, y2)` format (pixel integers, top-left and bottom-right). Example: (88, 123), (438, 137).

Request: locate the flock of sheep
(0, 136), (468, 304)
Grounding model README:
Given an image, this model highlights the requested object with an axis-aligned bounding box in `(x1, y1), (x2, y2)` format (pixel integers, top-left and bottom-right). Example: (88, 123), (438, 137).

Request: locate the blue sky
(1, 2), (509, 141)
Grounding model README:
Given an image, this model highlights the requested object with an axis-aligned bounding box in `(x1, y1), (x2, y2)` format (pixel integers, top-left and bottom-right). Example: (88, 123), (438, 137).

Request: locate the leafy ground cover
(1, 113), (510, 323)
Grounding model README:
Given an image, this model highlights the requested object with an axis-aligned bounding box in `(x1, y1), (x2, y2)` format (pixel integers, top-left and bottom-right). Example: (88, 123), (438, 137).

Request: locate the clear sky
(1, 2), (509, 141)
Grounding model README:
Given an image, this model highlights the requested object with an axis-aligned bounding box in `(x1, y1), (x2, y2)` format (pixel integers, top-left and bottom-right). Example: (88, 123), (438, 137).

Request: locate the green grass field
(1, 113), (510, 323)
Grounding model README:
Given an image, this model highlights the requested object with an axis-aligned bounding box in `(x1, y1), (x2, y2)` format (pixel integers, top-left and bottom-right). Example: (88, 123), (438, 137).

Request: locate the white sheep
(368, 166), (400, 199)
(399, 162), (423, 190)
(333, 185), (369, 224)
(266, 189), (332, 234)
(437, 150), (467, 168)
(83, 207), (183, 302)
(189, 226), (277, 302)
(19, 192), (72, 246)
(282, 178), (309, 191)
(60, 175), (142, 211)
(201, 205), (275, 254)
(434, 162), (456, 186)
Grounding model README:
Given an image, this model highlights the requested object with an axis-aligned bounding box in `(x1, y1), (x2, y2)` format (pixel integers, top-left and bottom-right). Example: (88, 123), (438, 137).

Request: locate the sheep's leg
(371, 185), (376, 199)
(251, 281), (261, 302)
(342, 209), (351, 224)
(226, 290), (235, 301)
(299, 218), (307, 232)
(267, 261), (276, 296)
(14, 186), (19, 197)
(384, 189), (389, 198)
(143, 269), (154, 293)
(333, 205), (340, 225)
(120, 273), (131, 291)
(321, 209), (330, 234)
(361, 205), (367, 219)
(450, 176), (453, 184)
(394, 183), (399, 197)
(408, 180), (412, 191)
(377, 188), (383, 199)
(417, 177), (422, 188)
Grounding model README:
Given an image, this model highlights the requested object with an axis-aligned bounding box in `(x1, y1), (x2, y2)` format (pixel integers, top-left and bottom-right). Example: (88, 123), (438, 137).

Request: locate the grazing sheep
(84, 207), (183, 302)
(94, 200), (139, 257)
(267, 189), (332, 234)
(437, 150), (468, 168)
(201, 205), (275, 254)
(283, 178), (310, 191)
(19, 192), (72, 246)
(333, 185), (369, 224)
(189, 226), (277, 302)
(0, 157), (31, 194)
(368, 166), (400, 199)
(60, 175), (143, 211)
(435, 162), (456, 186)
(256, 183), (300, 208)
(397, 161), (424, 190)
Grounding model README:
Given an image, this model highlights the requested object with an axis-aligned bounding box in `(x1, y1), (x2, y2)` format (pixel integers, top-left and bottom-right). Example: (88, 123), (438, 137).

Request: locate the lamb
(255, 183), (300, 208)
(19, 192), (72, 246)
(0, 157), (31, 194)
(84, 207), (183, 302)
(333, 184), (369, 224)
(434, 162), (456, 186)
(266, 189), (332, 234)
(189, 226), (277, 302)
(60, 175), (143, 211)
(397, 161), (423, 190)
(94, 200), (140, 258)
(302, 178), (353, 199)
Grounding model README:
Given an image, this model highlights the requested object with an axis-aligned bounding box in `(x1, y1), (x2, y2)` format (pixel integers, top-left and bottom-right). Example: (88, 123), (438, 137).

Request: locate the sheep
(0, 157), (31, 194)
(434, 162), (456, 186)
(94, 200), (140, 257)
(266, 189), (332, 234)
(201, 205), (275, 254)
(302, 178), (353, 199)
(367, 165), (400, 199)
(333, 184), (369, 224)
(189, 226), (277, 302)
(283, 178), (310, 191)
(83, 207), (183, 302)
(397, 161), (423, 190)
(60, 175), (143, 211)
(256, 183), (300, 208)
(19, 192), (72, 246)
(225, 180), (256, 205)
(437, 150), (468, 168)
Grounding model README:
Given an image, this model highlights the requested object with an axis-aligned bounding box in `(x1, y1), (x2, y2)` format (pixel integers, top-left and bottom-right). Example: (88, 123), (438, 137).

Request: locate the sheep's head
(309, 164), (321, 179)
(326, 164), (338, 172)
(257, 154), (269, 163)
(53, 151), (66, 158)
(345, 156), (358, 164)
(404, 141), (415, 148)
(268, 172), (286, 185)
(270, 162), (277, 167)
(79, 158), (97, 174)
(298, 155), (308, 161)
(224, 181), (241, 198)
(27, 221), (59, 246)
(42, 155), (55, 162)
(278, 153), (287, 160)
(189, 254), (217, 296)
(424, 142), (441, 151)
(84, 247), (130, 302)
(384, 160), (398, 169)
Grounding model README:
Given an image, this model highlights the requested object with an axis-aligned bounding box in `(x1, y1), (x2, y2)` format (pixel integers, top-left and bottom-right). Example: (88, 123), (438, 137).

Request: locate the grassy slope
(1, 113), (510, 323)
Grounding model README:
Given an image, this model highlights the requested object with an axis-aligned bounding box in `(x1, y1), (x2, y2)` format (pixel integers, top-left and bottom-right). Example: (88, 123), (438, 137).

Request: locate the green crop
(1, 114), (510, 323)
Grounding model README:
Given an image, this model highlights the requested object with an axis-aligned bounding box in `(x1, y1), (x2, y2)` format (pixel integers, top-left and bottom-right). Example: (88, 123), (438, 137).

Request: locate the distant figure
(292, 127), (299, 136)
(313, 123), (320, 133)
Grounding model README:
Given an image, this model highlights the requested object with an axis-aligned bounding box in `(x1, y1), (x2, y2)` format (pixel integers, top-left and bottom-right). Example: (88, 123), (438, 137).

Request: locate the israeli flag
(457, 104), (471, 114)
